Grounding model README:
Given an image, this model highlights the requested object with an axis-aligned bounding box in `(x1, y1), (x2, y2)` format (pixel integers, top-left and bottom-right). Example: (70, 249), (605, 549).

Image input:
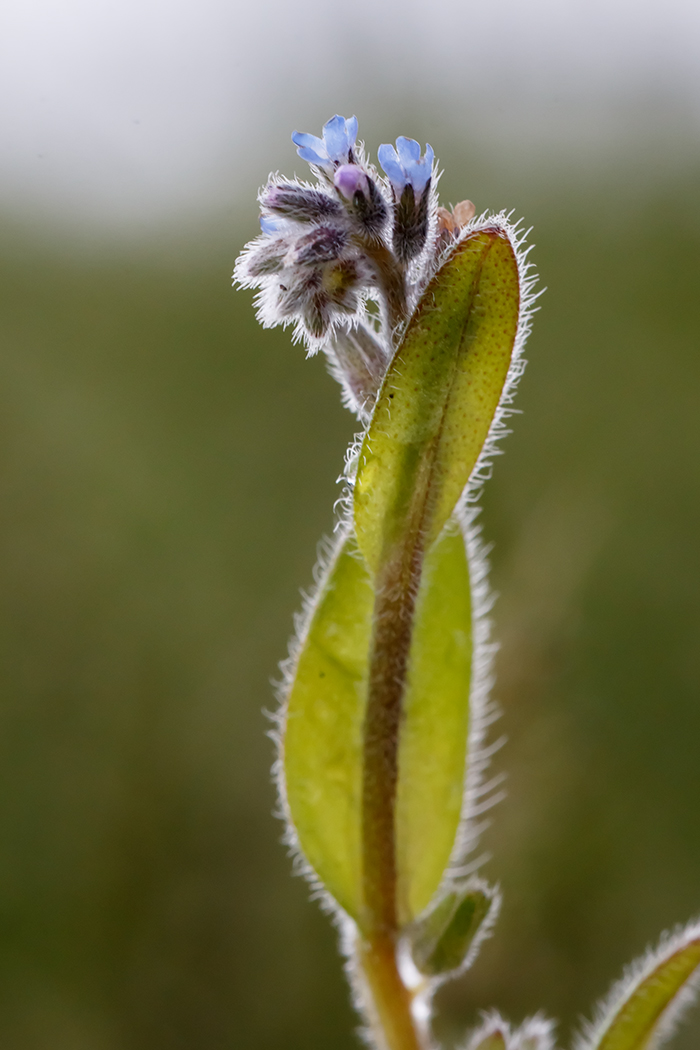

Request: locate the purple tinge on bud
(378, 136), (434, 198)
(334, 164), (388, 237)
(292, 115), (359, 173)
(334, 164), (369, 201)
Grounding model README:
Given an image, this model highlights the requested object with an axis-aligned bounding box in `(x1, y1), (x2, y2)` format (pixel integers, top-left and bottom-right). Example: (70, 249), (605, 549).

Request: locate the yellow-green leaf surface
(284, 522), (472, 925)
(395, 523), (472, 922)
(283, 531), (373, 919)
(590, 930), (700, 1050)
(354, 227), (520, 574)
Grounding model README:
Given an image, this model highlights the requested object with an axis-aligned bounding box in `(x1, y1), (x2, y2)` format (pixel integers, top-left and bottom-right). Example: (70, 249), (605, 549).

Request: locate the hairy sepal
(353, 225), (521, 576)
(282, 519), (473, 928)
(576, 920), (700, 1050)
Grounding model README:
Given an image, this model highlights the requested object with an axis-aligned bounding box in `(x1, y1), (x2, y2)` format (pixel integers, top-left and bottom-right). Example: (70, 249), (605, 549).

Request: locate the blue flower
(378, 137), (434, 197)
(292, 115), (359, 173)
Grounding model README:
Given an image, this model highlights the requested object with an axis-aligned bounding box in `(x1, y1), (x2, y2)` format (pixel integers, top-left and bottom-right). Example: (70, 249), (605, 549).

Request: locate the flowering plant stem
(354, 236), (407, 331)
(360, 546), (427, 1050)
(235, 113), (700, 1050)
(359, 936), (425, 1050)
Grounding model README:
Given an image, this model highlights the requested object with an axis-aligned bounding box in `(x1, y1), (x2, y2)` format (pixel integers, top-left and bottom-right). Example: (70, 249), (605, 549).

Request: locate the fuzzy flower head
(234, 115), (480, 410)
(292, 115), (359, 175)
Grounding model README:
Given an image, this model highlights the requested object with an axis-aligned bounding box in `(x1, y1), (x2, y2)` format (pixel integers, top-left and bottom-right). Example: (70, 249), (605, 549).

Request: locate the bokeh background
(1, 1), (700, 1047)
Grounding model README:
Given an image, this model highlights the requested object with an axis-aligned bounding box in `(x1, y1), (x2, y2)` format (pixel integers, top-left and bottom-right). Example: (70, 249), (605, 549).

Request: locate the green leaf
(283, 530), (373, 921)
(409, 883), (495, 977)
(284, 228), (522, 932)
(354, 227), (521, 575)
(580, 922), (700, 1050)
(283, 521), (473, 927)
(395, 523), (472, 923)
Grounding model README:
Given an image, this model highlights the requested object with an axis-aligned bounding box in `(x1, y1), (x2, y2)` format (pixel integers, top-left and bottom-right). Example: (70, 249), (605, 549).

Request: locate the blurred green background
(0, 142), (699, 1049)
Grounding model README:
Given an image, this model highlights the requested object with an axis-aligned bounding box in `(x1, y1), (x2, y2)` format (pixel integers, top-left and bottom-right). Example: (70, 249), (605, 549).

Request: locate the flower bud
(436, 201), (477, 252)
(334, 165), (388, 237)
(260, 182), (344, 224)
(453, 199), (476, 226)
(244, 237), (290, 277)
(292, 225), (348, 266)
(334, 164), (369, 201)
(437, 207), (458, 236)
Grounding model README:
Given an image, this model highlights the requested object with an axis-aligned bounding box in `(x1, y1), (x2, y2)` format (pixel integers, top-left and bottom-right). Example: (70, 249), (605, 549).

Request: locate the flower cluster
(234, 115), (475, 417)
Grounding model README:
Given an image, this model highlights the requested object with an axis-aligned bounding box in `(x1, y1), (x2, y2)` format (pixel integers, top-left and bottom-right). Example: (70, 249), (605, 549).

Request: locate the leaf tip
(576, 917), (700, 1050)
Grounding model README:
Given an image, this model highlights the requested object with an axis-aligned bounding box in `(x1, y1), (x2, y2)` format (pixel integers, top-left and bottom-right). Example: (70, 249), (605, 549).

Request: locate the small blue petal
(296, 146), (329, 166)
(378, 143), (407, 189)
(345, 115), (358, 148)
(292, 117), (359, 170)
(409, 143), (434, 193)
(409, 165), (432, 194)
(380, 137), (434, 195)
(377, 143), (398, 165)
(396, 136), (421, 165)
(260, 215), (283, 235)
(292, 131), (328, 157)
(323, 114), (350, 162)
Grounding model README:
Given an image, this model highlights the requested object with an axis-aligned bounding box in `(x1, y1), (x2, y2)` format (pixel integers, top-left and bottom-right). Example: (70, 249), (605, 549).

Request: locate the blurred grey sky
(1, 0), (699, 229)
